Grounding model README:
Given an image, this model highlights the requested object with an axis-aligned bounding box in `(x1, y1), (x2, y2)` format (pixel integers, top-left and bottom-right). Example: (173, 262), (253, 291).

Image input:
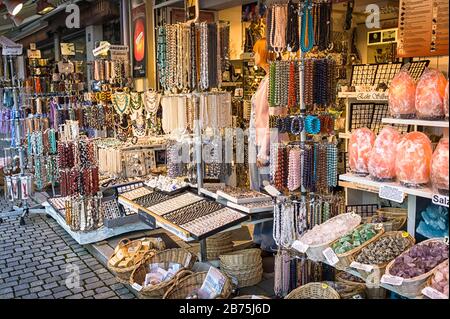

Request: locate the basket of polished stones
(297, 213), (362, 262)
(107, 237), (166, 284)
(423, 259), (449, 299)
(129, 248), (197, 299)
(329, 223), (385, 270)
(323, 281), (366, 299)
(351, 231), (415, 281)
(384, 238), (449, 298)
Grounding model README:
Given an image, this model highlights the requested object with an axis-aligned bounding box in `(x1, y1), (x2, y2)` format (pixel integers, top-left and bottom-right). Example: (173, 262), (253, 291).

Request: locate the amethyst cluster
(389, 241), (448, 279)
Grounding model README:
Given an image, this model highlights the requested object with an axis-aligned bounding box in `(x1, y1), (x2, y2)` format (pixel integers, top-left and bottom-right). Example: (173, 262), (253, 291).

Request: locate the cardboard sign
(61, 43), (76, 56)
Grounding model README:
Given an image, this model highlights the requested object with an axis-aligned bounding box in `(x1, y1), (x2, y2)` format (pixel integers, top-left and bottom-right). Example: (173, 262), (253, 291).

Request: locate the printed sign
(379, 185), (405, 204)
(432, 194), (449, 208)
(291, 240), (309, 254)
(381, 274), (404, 286)
(350, 261), (374, 272)
(422, 286), (448, 299)
(322, 248), (339, 266)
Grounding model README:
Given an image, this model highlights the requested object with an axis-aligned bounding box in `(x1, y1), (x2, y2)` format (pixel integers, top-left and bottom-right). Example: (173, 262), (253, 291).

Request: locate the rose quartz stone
(349, 128), (375, 175)
(445, 80), (449, 119)
(396, 132), (433, 186)
(389, 70), (416, 118)
(431, 138), (449, 193)
(368, 126), (402, 181)
(415, 69), (447, 119)
(430, 261), (449, 297)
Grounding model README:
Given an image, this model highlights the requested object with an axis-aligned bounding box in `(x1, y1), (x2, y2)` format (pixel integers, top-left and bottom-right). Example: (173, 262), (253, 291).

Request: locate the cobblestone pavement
(0, 198), (135, 299)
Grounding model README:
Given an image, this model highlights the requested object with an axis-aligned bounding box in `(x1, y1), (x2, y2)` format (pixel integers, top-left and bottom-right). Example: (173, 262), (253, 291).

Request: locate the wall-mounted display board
(398, 0), (449, 57)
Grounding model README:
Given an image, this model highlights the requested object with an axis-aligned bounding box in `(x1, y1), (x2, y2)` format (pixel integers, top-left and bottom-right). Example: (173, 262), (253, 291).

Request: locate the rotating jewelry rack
(1, 54), (46, 226)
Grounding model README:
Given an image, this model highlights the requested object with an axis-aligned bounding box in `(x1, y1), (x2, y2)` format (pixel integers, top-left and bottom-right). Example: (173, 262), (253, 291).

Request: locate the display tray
(104, 214), (140, 229)
(120, 195), (249, 241)
(199, 183), (227, 199)
(221, 199), (274, 214)
(216, 190), (271, 204)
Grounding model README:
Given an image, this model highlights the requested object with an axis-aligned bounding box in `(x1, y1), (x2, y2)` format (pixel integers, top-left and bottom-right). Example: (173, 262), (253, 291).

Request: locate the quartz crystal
(389, 241), (448, 279)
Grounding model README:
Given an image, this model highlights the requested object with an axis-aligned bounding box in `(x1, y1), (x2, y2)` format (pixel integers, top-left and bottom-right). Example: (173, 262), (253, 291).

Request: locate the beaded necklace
(300, 0), (314, 53)
(112, 91), (130, 117)
(130, 92), (143, 111)
(286, 1), (299, 52)
(199, 23), (209, 91)
(269, 62), (276, 107)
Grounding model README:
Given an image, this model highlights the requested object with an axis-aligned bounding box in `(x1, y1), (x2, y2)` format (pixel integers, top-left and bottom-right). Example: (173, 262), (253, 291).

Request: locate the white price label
(379, 185), (405, 204)
(2, 44), (23, 56)
(131, 283), (143, 292)
(291, 240), (309, 253)
(421, 287), (448, 300)
(350, 261), (374, 272)
(264, 185), (281, 197)
(432, 194), (449, 208)
(322, 247), (339, 266)
(251, 295), (263, 299)
(381, 274), (404, 286)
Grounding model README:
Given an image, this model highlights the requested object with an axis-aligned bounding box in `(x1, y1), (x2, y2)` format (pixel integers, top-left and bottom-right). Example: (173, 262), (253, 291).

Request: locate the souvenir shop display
(395, 132), (433, 188)
(145, 175), (189, 194)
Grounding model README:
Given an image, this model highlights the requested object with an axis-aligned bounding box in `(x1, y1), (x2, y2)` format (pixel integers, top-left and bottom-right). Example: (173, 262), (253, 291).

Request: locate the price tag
(350, 261), (374, 272)
(379, 185), (405, 204)
(291, 240), (309, 253)
(131, 283), (143, 292)
(264, 185), (281, 197)
(381, 274), (404, 286)
(421, 286), (448, 299)
(375, 223), (384, 231)
(432, 194), (449, 208)
(2, 44), (23, 56)
(321, 283), (329, 289)
(444, 237), (449, 245)
(251, 295), (263, 299)
(402, 232), (410, 238)
(322, 247), (339, 266)
(27, 49), (41, 59)
(93, 41), (111, 57)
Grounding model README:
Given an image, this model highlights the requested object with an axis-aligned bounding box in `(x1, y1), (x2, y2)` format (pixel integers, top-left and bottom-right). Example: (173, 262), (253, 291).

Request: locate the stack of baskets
(107, 237), (166, 284)
(219, 249), (263, 288)
(206, 232), (234, 260)
(163, 270), (233, 299)
(130, 248), (196, 299)
(285, 282), (341, 299)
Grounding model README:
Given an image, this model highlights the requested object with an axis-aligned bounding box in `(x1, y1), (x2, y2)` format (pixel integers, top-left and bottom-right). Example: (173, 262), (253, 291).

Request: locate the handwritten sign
(356, 92), (389, 101)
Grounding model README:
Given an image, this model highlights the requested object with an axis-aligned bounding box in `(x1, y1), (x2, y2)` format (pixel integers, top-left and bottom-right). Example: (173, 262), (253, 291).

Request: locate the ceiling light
(4, 0), (24, 17)
(10, 14), (23, 26)
(36, 0), (55, 15)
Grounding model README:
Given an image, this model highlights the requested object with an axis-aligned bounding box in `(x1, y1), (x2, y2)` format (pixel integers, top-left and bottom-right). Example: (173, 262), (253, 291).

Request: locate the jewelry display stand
(2, 54), (46, 226)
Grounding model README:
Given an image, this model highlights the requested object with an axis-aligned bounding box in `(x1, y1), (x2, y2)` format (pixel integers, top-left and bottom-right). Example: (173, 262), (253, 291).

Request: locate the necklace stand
(1, 55), (46, 226)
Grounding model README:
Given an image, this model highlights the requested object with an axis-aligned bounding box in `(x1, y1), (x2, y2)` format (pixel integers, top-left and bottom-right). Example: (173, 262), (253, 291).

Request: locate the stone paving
(0, 198), (135, 299)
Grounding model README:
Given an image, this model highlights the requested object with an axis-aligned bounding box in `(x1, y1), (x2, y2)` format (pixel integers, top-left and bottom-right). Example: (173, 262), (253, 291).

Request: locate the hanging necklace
(133, 114), (147, 138)
(144, 90), (161, 115)
(112, 91), (130, 117)
(130, 92), (143, 111)
(199, 22), (209, 91)
(300, 0), (314, 53)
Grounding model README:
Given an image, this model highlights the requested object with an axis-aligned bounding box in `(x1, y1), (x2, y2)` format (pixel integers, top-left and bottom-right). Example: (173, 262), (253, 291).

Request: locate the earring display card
(373, 63), (403, 86)
(349, 103), (374, 131)
(407, 60), (430, 81)
(345, 204), (379, 219)
(351, 63), (403, 87)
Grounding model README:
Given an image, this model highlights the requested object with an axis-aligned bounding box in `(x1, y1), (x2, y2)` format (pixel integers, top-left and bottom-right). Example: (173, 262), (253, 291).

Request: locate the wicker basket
(369, 208), (407, 231)
(163, 271), (232, 299)
(130, 248), (197, 299)
(352, 231), (415, 280)
(220, 264), (263, 288)
(233, 295), (271, 299)
(107, 238), (165, 284)
(424, 260), (449, 298)
(285, 282), (341, 299)
(325, 281), (366, 299)
(299, 213), (362, 262)
(207, 233), (234, 260)
(330, 224), (385, 270)
(384, 238), (447, 298)
(219, 249), (262, 266)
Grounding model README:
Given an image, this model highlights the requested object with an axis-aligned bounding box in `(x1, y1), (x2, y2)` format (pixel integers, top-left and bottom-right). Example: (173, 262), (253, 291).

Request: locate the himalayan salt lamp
(395, 132), (433, 187)
(431, 138), (449, 195)
(389, 70), (416, 118)
(368, 126), (402, 181)
(415, 68), (447, 119)
(445, 80), (449, 119)
(349, 128), (375, 176)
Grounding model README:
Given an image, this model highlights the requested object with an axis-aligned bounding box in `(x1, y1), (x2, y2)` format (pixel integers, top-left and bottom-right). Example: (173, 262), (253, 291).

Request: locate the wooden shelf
(382, 118), (449, 128)
(339, 174), (434, 199)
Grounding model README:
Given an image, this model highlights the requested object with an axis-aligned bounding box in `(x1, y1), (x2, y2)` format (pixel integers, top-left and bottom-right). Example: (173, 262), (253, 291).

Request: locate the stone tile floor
(0, 198), (135, 299)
